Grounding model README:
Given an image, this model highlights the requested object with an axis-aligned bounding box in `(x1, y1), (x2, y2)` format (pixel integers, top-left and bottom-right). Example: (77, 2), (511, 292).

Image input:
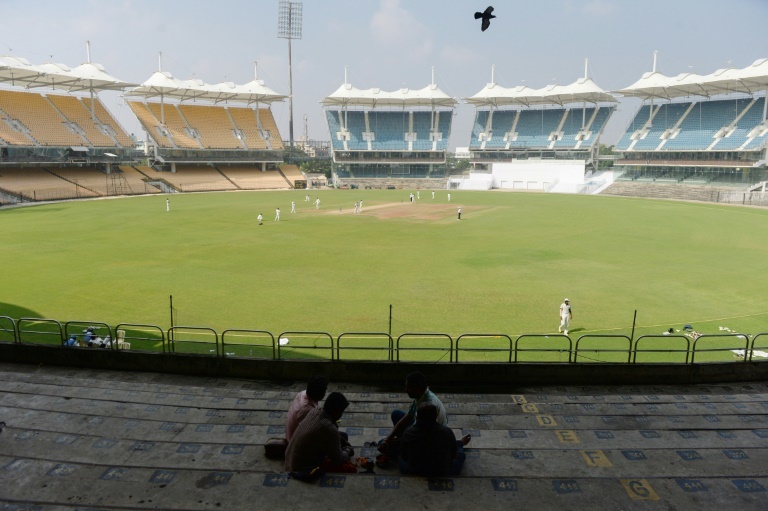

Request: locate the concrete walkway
(0, 362), (766, 510)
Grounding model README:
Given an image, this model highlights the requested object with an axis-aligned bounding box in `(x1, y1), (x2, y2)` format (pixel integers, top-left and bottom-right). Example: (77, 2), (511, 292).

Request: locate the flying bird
(475, 6), (495, 32)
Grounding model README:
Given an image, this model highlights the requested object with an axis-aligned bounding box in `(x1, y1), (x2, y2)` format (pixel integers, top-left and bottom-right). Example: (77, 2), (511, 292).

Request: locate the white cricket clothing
(559, 302), (572, 333)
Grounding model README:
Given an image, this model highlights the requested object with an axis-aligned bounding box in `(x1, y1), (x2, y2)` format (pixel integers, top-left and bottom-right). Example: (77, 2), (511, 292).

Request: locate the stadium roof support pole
(431, 66), (436, 131)
(582, 59), (588, 128)
(158, 52), (165, 125)
(252, 62), (263, 132)
(649, 50), (658, 125)
(86, 40), (96, 122)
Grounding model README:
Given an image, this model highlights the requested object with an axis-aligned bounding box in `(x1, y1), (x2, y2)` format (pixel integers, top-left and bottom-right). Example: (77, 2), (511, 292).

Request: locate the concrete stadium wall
(491, 160), (585, 190)
(2, 343), (766, 391)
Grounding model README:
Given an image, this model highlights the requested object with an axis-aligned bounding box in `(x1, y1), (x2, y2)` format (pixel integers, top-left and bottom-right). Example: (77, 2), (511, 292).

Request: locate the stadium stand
(217, 165), (292, 190)
(324, 108), (455, 186)
(88, 96), (135, 148)
(0, 90), (86, 147)
(600, 181), (741, 202)
(127, 101), (175, 148)
(134, 164), (238, 192)
(228, 107), (266, 150)
(326, 110), (346, 150)
(322, 80), (456, 187)
(0, 359), (766, 510)
(115, 165), (162, 194)
(145, 102), (202, 149)
(471, 106), (615, 152)
(345, 111), (368, 151)
(177, 104), (243, 150)
(0, 91), (133, 151)
(0, 165), (161, 201)
(277, 163), (305, 187)
(128, 101), (287, 155)
(617, 98), (768, 154)
(255, 107), (284, 151)
(0, 167), (99, 201)
(611, 60), (768, 189)
(46, 95), (117, 147)
(44, 166), (114, 196)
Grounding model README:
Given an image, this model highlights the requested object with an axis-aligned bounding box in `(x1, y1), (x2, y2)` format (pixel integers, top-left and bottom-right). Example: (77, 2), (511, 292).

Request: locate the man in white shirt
(558, 298), (572, 335)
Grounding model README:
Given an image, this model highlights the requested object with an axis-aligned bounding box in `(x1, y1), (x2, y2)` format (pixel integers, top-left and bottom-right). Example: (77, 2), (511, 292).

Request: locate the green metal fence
(2, 316), (766, 366)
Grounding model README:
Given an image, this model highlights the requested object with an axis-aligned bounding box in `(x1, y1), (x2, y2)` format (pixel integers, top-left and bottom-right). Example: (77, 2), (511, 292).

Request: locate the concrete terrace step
(601, 181), (741, 202)
(0, 363), (766, 510)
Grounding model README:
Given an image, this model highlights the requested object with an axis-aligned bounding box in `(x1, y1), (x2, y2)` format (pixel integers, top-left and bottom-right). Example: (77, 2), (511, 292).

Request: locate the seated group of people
(281, 371), (470, 480)
(66, 327), (111, 348)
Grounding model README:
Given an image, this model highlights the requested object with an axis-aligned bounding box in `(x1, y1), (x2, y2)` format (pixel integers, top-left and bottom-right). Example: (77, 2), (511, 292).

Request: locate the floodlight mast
(277, 0), (302, 161)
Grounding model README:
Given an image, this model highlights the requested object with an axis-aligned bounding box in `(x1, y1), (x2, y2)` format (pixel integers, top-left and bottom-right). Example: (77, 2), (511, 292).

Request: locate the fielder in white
(291, 201), (296, 213)
(315, 197), (321, 210)
(558, 298), (572, 335)
(275, 208), (281, 221)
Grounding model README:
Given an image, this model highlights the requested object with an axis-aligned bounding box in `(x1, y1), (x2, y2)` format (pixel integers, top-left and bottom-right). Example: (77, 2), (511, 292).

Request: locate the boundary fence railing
(1, 316), (766, 365)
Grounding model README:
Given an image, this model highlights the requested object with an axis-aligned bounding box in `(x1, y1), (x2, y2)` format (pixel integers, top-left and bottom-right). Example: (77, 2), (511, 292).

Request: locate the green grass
(1, 189), (768, 363)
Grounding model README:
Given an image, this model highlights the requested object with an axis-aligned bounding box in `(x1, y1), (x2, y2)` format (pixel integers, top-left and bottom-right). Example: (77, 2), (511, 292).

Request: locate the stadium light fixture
(277, 0), (302, 159)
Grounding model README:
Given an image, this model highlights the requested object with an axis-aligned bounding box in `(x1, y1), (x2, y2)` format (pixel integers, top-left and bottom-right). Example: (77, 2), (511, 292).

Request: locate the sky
(1, 0), (767, 150)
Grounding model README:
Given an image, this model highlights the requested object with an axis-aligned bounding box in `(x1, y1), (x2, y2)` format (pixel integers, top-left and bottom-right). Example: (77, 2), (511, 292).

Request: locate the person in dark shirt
(398, 402), (470, 477)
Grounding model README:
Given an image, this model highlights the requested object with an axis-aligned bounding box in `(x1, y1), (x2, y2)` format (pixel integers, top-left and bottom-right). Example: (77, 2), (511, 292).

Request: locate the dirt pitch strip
(329, 201), (478, 221)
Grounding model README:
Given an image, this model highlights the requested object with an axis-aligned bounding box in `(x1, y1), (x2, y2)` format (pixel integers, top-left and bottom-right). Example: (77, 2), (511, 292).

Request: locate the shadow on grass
(0, 303), (44, 320)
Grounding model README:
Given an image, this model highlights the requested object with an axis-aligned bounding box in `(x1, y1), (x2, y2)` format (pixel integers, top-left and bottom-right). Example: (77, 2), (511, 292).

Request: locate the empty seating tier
(326, 110), (453, 152)
(0, 167), (99, 201)
(470, 106), (614, 150)
(136, 165), (237, 192)
(178, 104), (243, 149)
(0, 361), (766, 510)
(46, 95), (116, 147)
(218, 166), (291, 189)
(0, 90), (86, 147)
(616, 97), (768, 152)
(228, 107), (269, 150)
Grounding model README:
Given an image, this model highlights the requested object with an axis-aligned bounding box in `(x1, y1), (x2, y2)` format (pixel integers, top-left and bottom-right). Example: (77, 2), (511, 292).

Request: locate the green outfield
(1, 189), (767, 361)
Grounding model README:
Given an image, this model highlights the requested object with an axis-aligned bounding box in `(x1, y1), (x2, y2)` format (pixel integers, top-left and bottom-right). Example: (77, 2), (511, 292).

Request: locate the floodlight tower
(277, 0), (302, 160)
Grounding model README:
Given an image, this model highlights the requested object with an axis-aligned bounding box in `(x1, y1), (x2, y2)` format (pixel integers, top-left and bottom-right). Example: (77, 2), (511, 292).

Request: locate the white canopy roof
(466, 77), (617, 107)
(125, 70), (286, 104)
(321, 83), (456, 108)
(0, 56), (45, 85)
(0, 55), (135, 91)
(615, 58), (768, 100)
